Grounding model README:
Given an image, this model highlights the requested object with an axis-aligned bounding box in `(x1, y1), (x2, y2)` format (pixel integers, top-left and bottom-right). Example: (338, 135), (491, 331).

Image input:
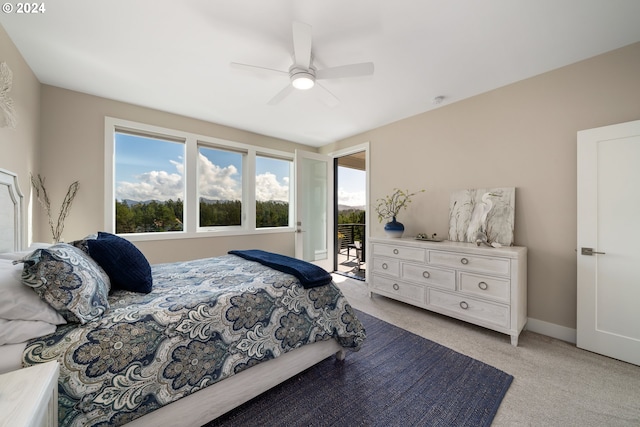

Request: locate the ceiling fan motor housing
(290, 66), (316, 90)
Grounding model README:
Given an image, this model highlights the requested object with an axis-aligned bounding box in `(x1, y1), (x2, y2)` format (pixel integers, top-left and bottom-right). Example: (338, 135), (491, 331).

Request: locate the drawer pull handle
(460, 301), (469, 310)
(393, 249), (399, 255)
(478, 281), (488, 290)
(393, 283), (400, 291)
(422, 271), (430, 279)
(460, 258), (469, 265)
(382, 263), (388, 270)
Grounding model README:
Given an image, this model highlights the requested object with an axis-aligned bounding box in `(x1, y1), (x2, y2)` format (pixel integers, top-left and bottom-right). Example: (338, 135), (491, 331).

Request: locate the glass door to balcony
(335, 149), (368, 280)
(294, 150), (333, 271)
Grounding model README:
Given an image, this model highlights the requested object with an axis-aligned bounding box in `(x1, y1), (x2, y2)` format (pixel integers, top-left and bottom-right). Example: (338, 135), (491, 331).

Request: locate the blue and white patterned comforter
(23, 254), (366, 427)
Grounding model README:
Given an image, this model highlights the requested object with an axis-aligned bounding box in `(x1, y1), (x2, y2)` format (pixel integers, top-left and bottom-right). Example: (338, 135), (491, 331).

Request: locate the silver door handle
(581, 247), (605, 256)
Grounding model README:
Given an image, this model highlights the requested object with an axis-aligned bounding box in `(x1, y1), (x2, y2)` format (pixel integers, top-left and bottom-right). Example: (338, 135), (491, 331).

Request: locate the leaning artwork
(448, 187), (515, 246)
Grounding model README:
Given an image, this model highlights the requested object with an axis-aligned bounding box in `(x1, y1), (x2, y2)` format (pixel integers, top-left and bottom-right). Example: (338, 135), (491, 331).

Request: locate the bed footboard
(125, 339), (344, 427)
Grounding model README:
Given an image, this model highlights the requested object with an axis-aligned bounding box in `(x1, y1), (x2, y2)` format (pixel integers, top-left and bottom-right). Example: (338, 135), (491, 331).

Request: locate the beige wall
(36, 85), (313, 263)
(0, 25), (41, 240)
(322, 42), (640, 330)
(4, 19), (640, 332)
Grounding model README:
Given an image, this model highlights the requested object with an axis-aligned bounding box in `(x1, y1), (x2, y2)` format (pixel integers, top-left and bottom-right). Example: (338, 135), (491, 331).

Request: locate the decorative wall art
(0, 61), (17, 128)
(448, 187), (515, 246)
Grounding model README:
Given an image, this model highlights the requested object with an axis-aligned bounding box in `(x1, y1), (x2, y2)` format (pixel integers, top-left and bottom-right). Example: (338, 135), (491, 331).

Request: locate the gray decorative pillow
(20, 243), (110, 324)
(69, 233), (98, 254)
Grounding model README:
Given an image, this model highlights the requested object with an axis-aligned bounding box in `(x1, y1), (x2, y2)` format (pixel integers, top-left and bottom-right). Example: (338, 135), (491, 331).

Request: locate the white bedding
(0, 342), (26, 374)
(0, 259), (66, 324)
(0, 246), (66, 375)
(0, 242), (52, 261)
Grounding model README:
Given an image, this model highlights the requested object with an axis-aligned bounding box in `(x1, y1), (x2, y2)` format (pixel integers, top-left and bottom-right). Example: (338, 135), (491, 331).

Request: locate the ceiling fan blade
(267, 84), (295, 105)
(316, 62), (375, 80)
(230, 62), (288, 77)
(316, 83), (340, 108)
(292, 21), (312, 69)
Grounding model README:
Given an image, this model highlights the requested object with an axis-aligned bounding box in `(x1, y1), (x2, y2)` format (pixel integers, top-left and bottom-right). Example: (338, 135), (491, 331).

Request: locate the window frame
(255, 153), (295, 229)
(105, 117), (295, 242)
(196, 142), (247, 232)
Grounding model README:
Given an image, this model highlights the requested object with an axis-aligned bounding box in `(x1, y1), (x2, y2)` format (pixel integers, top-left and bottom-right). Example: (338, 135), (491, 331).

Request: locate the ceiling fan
(231, 21), (374, 107)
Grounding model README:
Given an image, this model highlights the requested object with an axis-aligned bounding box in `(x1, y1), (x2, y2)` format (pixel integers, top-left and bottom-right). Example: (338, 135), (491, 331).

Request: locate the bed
(0, 168), (366, 427)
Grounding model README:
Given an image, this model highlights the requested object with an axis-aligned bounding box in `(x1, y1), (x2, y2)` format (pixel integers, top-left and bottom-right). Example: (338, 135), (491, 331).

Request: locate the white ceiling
(2, 1), (639, 147)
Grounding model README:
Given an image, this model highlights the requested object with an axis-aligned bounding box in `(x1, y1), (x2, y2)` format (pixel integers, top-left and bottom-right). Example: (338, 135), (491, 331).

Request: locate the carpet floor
(205, 310), (513, 427)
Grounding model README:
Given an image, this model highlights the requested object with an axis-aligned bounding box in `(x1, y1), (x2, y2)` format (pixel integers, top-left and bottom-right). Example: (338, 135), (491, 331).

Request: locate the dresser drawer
(429, 251), (510, 276)
(428, 289), (510, 328)
(459, 272), (510, 303)
(402, 263), (455, 291)
(372, 244), (426, 262)
(371, 275), (425, 304)
(371, 257), (400, 277)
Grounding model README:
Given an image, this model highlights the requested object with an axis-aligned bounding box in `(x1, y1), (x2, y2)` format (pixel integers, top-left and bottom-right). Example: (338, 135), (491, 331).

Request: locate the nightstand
(0, 361), (59, 427)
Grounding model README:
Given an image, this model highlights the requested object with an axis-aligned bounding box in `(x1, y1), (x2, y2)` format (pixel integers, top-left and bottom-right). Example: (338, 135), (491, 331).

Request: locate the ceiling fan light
(291, 72), (315, 90)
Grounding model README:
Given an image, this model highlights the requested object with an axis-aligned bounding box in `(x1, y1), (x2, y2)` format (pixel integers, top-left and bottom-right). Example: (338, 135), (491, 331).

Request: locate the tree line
(337, 208), (366, 243)
(115, 199), (289, 233)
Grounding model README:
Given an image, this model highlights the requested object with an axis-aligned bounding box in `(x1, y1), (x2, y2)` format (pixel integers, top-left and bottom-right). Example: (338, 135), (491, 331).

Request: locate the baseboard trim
(526, 317), (576, 344)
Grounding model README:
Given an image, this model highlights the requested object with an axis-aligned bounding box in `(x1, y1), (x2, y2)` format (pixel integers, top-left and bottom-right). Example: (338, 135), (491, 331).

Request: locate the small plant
(374, 188), (424, 223)
(337, 231), (345, 239)
(31, 174), (79, 243)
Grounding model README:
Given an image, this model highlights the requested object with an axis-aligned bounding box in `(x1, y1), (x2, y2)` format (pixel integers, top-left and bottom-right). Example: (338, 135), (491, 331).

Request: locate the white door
(577, 119), (640, 366)
(294, 150), (333, 270)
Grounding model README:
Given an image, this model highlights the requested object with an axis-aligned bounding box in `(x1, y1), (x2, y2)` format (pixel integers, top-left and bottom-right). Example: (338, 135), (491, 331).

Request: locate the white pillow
(0, 242), (52, 261)
(0, 251), (31, 261)
(0, 318), (56, 345)
(0, 259), (66, 324)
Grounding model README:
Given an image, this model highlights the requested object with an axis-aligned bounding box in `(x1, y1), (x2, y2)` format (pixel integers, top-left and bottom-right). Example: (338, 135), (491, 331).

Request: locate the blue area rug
(206, 310), (513, 426)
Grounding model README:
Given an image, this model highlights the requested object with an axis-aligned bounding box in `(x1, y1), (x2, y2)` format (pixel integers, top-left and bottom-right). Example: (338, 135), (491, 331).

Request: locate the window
(198, 146), (243, 228)
(105, 117), (294, 239)
(256, 155), (292, 228)
(114, 131), (185, 234)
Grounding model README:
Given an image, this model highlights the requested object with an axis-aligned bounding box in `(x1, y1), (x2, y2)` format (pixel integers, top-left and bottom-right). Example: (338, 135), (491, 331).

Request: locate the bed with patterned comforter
(22, 254), (366, 427)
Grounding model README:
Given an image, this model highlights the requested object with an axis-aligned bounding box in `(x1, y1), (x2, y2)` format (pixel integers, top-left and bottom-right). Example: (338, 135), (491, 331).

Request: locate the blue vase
(384, 216), (404, 238)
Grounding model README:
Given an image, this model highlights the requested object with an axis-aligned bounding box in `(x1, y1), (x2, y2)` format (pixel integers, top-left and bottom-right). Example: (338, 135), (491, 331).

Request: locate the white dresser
(369, 237), (527, 346)
(0, 361), (59, 427)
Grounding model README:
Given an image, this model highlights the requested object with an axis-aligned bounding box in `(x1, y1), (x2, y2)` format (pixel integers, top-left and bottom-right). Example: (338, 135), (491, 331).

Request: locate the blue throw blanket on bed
(228, 249), (332, 288)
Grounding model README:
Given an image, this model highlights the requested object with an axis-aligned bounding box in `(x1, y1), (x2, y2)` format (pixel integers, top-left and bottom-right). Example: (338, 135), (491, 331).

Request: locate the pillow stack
(2, 232), (152, 337)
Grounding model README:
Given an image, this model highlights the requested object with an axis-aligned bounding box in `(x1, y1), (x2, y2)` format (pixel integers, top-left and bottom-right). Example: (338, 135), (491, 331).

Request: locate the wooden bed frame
(0, 168), (347, 427)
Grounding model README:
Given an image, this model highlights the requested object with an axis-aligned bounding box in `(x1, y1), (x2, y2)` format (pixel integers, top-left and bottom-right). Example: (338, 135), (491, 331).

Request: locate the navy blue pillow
(87, 232), (153, 293)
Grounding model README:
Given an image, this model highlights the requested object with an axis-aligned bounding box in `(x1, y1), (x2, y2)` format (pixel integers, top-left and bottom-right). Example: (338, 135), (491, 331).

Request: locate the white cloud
(117, 168), (183, 201)
(256, 172), (289, 202)
(338, 187), (366, 207)
(197, 153), (241, 200)
(116, 154), (291, 203)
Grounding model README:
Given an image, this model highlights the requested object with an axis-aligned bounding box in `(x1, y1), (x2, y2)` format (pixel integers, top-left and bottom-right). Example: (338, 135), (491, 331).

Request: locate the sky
(115, 133), (365, 207)
(337, 166), (366, 207)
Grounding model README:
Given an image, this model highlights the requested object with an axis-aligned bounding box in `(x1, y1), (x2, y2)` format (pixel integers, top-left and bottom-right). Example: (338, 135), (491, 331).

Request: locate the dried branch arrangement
(374, 188), (424, 223)
(31, 174), (79, 243)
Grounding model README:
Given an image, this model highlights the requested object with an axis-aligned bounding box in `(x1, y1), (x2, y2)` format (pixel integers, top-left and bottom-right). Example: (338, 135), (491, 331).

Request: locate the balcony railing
(337, 223), (366, 262)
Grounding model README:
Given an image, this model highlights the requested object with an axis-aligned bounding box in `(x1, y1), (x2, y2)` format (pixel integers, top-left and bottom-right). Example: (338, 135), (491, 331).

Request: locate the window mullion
(245, 149), (256, 230)
(104, 118), (116, 232)
(185, 136), (198, 233)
